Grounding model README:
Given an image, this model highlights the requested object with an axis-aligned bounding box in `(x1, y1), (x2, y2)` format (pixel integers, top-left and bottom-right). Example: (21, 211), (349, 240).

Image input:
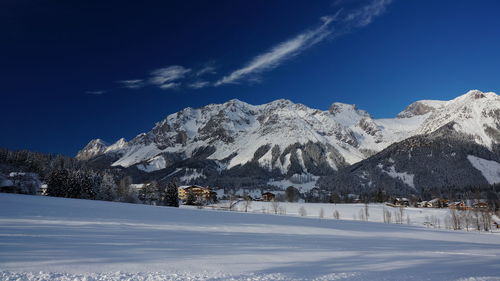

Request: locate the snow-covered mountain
(77, 90), (500, 189)
(319, 90), (500, 194)
(416, 90), (500, 148)
(76, 138), (127, 161)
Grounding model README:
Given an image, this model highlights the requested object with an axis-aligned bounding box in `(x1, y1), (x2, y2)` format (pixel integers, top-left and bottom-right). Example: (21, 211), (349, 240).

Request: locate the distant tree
(97, 173), (118, 201)
(118, 176), (133, 200)
(46, 169), (69, 197)
(243, 195), (252, 212)
(140, 181), (159, 205)
(117, 176), (139, 203)
(122, 187), (140, 204)
(383, 208), (392, 223)
(298, 206), (307, 217)
(364, 202), (370, 221)
(285, 186), (300, 202)
(329, 192), (341, 204)
(271, 200), (280, 214)
(46, 168), (98, 199)
(333, 209), (340, 219)
(164, 181), (179, 207)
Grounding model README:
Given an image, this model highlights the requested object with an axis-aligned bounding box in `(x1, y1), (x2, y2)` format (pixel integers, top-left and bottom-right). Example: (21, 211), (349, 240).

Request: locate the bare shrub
(278, 206), (287, 215)
(364, 203), (370, 221)
(333, 209), (340, 220)
(480, 211), (492, 232)
(298, 206), (307, 217)
(383, 208), (392, 224)
(359, 208), (366, 221)
(271, 200), (280, 214)
(449, 209), (461, 230)
(243, 197), (252, 213)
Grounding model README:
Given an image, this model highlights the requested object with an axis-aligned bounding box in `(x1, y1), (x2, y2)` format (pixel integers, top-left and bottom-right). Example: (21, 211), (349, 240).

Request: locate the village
(0, 173), (496, 213)
(1, 172), (499, 230)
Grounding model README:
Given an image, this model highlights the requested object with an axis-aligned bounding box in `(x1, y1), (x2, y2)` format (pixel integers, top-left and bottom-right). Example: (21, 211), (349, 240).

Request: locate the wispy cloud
(117, 66), (191, 90)
(343, 0), (392, 28)
(149, 66), (191, 87)
(115, 0), (391, 91)
(159, 82), (181, 89)
(214, 16), (335, 86)
(85, 90), (106, 95)
(188, 81), (211, 89)
(118, 79), (144, 89)
(215, 0), (391, 86)
(196, 66), (216, 77)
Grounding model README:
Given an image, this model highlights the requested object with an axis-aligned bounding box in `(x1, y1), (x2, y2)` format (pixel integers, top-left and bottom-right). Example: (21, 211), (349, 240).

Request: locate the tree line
(45, 168), (179, 207)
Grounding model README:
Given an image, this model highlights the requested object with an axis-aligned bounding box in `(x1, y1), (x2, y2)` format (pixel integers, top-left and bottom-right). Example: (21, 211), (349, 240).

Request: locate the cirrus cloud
(115, 0), (391, 91)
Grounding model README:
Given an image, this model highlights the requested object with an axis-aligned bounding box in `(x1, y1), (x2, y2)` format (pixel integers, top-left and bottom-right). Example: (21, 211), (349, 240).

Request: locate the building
(261, 192), (275, 201)
(37, 184), (48, 196)
(0, 172), (41, 195)
(393, 197), (410, 207)
(449, 201), (470, 210)
(178, 185), (216, 202)
(427, 198), (448, 208)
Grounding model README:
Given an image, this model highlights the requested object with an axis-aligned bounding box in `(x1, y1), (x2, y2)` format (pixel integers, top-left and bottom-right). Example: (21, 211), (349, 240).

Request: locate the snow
(377, 164), (415, 189)
(268, 178), (317, 192)
(179, 168), (206, 183)
(467, 155), (500, 184)
(329, 102), (369, 127)
(228, 201), (452, 226)
(112, 144), (162, 168)
(83, 90), (500, 183)
(105, 138), (128, 153)
(1, 194), (500, 281)
(137, 155), (167, 172)
(418, 90), (500, 149)
(268, 173), (319, 192)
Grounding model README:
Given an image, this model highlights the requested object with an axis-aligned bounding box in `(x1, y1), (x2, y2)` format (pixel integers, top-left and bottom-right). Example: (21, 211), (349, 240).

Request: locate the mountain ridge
(77, 90), (500, 193)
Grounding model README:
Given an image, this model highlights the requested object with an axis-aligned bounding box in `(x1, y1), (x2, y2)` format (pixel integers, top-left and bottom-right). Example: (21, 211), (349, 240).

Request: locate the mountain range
(77, 90), (500, 195)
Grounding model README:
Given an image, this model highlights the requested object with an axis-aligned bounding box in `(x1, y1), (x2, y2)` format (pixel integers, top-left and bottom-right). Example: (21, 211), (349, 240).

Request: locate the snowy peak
(78, 90), (500, 186)
(456, 89), (496, 101)
(76, 138), (128, 161)
(329, 103), (369, 123)
(396, 100), (447, 118)
(417, 90), (500, 148)
(76, 139), (109, 160)
(105, 138), (128, 152)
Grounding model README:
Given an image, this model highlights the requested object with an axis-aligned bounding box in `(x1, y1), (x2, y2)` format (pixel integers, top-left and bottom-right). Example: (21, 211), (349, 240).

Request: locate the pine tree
(164, 181), (179, 207)
(97, 173), (118, 201)
(46, 168), (70, 197)
(140, 181), (159, 205)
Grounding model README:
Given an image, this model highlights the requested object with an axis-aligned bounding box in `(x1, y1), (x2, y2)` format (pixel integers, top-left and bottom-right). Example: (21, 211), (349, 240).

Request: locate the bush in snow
(333, 209), (340, 219)
(298, 206), (307, 217)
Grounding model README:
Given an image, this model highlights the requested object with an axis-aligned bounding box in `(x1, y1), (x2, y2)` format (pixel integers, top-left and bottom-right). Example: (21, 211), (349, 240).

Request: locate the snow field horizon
(1, 193), (500, 281)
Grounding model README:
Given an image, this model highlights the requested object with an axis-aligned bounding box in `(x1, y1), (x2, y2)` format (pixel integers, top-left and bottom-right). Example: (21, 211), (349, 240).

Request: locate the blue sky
(2, 0), (500, 156)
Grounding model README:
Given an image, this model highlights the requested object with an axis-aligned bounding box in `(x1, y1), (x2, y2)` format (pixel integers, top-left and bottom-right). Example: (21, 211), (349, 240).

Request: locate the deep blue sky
(2, 0), (500, 156)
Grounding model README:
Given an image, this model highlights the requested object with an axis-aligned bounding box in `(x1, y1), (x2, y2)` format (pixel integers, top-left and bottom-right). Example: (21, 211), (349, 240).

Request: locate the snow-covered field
(224, 201), (451, 226)
(1, 194), (500, 281)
